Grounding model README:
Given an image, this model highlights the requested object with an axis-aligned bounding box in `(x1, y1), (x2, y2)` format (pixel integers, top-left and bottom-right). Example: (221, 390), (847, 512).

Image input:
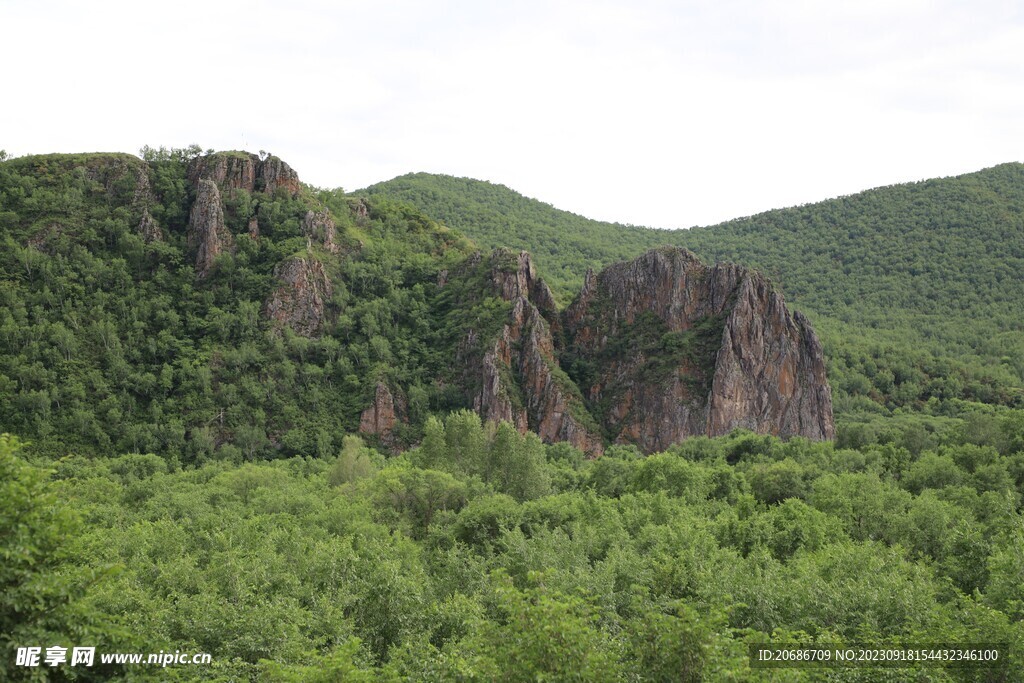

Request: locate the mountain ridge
(0, 148), (834, 460)
(366, 163), (1024, 419)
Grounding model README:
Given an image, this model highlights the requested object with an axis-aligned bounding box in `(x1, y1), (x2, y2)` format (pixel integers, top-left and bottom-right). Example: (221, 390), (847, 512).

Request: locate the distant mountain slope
(364, 173), (669, 298)
(366, 167), (1024, 323)
(366, 165), (1024, 412)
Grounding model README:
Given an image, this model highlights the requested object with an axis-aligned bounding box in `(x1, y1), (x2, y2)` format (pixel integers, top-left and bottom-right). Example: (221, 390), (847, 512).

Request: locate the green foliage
(328, 434), (379, 486)
(0, 434), (125, 681)
(1, 424), (1015, 680)
(416, 411), (551, 502)
(458, 572), (625, 682)
(0, 152), (477, 460)
(4, 151), (1024, 679)
(368, 167), (1024, 414)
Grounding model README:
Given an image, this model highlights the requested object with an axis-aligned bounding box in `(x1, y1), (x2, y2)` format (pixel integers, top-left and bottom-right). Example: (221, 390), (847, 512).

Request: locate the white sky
(3, 0), (1022, 229)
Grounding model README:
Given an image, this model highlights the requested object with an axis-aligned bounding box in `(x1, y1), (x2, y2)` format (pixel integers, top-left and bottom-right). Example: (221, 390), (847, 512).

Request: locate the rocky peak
(458, 250), (603, 456)
(187, 179), (234, 278)
(187, 153), (257, 193)
(187, 152), (301, 198)
(565, 247), (834, 451)
(258, 156), (301, 197)
(567, 247), (742, 337)
(262, 256), (333, 337)
(489, 248), (560, 323)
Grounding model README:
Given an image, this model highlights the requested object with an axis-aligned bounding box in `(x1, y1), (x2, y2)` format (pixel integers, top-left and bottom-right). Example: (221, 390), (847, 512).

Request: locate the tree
(0, 434), (123, 681)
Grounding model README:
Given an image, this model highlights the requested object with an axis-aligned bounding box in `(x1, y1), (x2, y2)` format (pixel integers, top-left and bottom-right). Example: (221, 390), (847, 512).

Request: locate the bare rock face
(461, 249), (603, 456)
(359, 382), (408, 448)
(259, 156), (301, 197)
(187, 179), (234, 278)
(138, 208), (163, 243)
(187, 152), (301, 198)
(187, 153), (257, 193)
(565, 247), (834, 452)
(301, 209), (339, 253)
(263, 256), (333, 337)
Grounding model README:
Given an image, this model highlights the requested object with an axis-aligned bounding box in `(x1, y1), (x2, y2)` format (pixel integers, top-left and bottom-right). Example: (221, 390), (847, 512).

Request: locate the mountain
(3, 150), (1024, 680)
(366, 167), (1024, 420)
(0, 149), (830, 460)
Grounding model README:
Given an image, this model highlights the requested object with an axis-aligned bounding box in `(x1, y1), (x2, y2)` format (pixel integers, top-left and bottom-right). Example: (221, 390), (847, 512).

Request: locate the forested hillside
(366, 167), (1024, 433)
(0, 149), (479, 460)
(2, 149), (1023, 681)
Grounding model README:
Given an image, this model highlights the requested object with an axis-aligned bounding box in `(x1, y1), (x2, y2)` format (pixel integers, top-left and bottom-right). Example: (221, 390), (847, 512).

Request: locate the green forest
(367, 168), (1024, 424)
(2, 148), (1023, 681)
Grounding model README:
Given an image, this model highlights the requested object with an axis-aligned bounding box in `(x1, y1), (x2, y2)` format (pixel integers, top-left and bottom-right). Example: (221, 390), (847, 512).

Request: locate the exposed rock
(247, 216), (260, 240)
(138, 209), (163, 243)
(565, 247), (834, 451)
(359, 382), (408, 448)
(301, 209), (339, 253)
(460, 250), (603, 456)
(259, 156), (301, 197)
(187, 179), (234, 278)
(348, 197), (370, 219)
(188, 152), (301, 198)
(263, 256), (333, 337)
(489, 248), (561, 333)
(437, 269), (449, 288)
(517, 302), (604, 455)
(187, 153), (257, 193)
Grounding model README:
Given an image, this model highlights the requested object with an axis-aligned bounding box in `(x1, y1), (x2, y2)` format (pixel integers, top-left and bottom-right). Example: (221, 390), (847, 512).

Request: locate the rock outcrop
(359, 382), (408, 449)
(301, 209), (339, 253)
(565, 247), (834, 451)
(187, 152), (301, 198)
(137, 208), (163, 243)
(184, 152), (306, 277)
(263, 256), (333, 336)
(460, 249), (604, 456)
(259, 156), (302, 197)
(187, 179), (234, 278)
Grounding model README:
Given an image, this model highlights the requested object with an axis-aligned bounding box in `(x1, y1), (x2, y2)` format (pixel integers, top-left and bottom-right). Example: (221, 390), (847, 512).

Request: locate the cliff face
(359, 382), (408, 449)
(565, 247), (834, 451)
(187, 152), (301, 197)
(263, 256), (333, 337)
(187, 179), (234, 278)
(459, 249), (604, 456)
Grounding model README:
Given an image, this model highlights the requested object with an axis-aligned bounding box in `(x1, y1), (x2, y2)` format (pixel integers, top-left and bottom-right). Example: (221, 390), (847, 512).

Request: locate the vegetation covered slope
(1, 149), (1023, 681)
(0, 149), (481, 460)
(366, 167), (1024, 426)
(5, 412), (1024, 680)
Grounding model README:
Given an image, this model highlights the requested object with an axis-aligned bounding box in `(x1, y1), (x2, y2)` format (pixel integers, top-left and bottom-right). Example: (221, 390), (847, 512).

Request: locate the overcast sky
(3, 0), (1022, 228)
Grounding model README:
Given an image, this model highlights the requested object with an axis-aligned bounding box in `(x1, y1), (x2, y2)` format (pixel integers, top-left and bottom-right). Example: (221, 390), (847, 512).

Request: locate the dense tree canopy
(2, 150), (1023, 680)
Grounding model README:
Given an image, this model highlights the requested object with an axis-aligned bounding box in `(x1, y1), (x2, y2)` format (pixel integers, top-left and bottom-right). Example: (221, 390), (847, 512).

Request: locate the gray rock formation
(262, 256), (333, 337)
(301, 209), (339, 253)
(461, 249), (604, 456)
(565, 247), (834, 451)
(187, 179), (234, 278)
